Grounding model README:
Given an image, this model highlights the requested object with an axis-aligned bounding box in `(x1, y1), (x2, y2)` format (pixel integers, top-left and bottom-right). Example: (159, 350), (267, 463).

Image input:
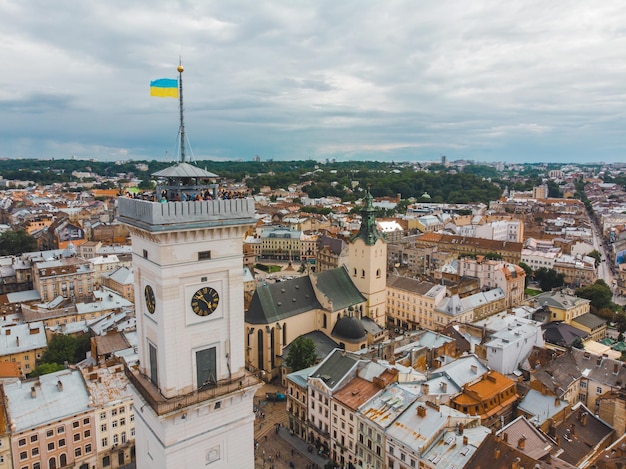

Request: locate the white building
(118, 179), (261, 468)
(475, 312), (545, 374)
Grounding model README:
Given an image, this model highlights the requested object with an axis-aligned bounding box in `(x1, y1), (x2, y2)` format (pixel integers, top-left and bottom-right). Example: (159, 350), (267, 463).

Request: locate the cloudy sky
(1, 1), (625, 164)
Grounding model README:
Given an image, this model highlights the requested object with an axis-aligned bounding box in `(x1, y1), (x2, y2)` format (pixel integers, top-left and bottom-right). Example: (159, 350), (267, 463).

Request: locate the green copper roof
(350, 191), (384, 245)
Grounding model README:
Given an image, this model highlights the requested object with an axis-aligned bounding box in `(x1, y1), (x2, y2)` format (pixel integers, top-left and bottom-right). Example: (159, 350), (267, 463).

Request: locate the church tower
(346, 191), (387, 327)
(119, 65), (260, 468)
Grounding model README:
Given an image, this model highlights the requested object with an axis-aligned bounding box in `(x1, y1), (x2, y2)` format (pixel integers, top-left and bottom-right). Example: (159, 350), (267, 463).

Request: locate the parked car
(265, 392), (286, 401)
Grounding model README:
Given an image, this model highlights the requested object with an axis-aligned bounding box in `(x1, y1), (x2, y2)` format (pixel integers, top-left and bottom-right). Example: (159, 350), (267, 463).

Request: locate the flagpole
(177, 60), (186, 164)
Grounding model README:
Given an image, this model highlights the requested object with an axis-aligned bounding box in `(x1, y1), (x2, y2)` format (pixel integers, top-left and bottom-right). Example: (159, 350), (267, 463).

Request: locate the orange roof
(0, 361), (21, 378)
(333, 376), (380, 411)
(418, 232), (443, 242)
(467, 371), (515, 399)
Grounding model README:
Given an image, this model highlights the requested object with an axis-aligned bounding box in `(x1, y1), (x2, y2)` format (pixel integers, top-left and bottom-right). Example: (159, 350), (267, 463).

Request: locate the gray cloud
(0, 0), (625, 162)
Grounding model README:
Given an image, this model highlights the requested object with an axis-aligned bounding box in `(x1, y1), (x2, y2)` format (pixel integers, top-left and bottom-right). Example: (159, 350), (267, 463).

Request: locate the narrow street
(253, 382), (329, 469)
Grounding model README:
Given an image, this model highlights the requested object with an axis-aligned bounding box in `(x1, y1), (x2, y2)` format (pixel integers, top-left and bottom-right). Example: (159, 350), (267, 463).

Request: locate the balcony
(125, 365), (261, 416)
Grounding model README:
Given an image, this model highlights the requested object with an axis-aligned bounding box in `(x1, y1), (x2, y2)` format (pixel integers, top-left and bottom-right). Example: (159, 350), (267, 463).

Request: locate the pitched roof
(571, 312), (607, 330)
(310, 348), (359, 391)
(246, 267), (365, 324)
(333, 376), (381, 411)
(553, 403), (614, 466)
(386, 275), (437, 294)
(246, 276), (321, 324)
(542, 321), (589, 347)
(499, 415), (556, 460)
(311, 266), (366, 311)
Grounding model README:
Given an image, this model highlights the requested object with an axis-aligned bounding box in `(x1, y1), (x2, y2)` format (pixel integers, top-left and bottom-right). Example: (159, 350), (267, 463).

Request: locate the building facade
(118, 187), (261, 468)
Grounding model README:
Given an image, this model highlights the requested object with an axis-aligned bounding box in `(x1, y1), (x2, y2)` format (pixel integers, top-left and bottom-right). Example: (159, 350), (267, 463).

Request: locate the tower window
(361, 269), (365, 278)
(376, 269), (381, 278)
(143, 249), (148, 259)
(352, 268), (357, 277)
(198, 251), (212, 261)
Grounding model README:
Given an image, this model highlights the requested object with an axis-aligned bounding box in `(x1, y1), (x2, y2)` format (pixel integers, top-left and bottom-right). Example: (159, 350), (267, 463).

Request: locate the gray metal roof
(310, 348), (359, 391)
(517, 390), (568, 427)
(5, 369), (91, 432)
(152, 162), (218, 178)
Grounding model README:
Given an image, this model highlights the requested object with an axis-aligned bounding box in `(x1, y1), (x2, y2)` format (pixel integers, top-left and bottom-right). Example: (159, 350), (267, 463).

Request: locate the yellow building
(0, 322), (47, 376)
(386, 275), (446, 331)
(530, 291), (590, 322)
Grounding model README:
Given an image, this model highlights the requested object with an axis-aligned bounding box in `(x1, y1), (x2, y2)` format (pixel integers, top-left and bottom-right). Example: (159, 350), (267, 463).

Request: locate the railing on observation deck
(117, 196), (255, 229)
(125, 365), (261, 416)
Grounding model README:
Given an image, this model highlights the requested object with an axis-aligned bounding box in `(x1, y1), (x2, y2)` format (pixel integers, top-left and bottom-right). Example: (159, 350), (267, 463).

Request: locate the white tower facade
(346, 192), (387, 327)
(119, 196), (260, 468)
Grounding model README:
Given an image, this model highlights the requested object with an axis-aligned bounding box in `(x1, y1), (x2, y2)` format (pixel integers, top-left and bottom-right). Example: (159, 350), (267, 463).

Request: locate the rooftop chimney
(31, 386), (36, 399)
(581, 412), (588, 426)
(463, 435), (468, 446)
(511, 457), (521, 469)
(570, 423), (576, 435)
(417, 406), (426, 417)
(503, 432), (508, 443)
(517, 436), (526, 450)
(493, 448), (500, 460)
(57, 380), (63, 392)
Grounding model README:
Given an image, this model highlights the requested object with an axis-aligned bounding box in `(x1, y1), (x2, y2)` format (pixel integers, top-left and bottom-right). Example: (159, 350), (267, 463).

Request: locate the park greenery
(534, 267), (565, 292)
(28, 333), (91, 378)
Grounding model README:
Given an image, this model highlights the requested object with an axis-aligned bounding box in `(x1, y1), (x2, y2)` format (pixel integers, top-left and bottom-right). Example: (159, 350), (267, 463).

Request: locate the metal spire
(177, 59), (186, 163)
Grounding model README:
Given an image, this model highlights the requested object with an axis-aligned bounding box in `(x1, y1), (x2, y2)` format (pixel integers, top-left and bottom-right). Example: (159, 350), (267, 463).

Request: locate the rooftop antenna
(177, 57), (186, 164)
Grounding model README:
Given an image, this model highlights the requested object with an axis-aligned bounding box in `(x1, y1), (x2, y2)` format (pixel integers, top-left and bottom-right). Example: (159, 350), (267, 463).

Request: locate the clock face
(191, 287), (220, 316)
(144, 285), (156, 314)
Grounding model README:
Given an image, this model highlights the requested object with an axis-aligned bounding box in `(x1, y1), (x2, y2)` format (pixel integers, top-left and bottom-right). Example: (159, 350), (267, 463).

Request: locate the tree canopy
(0, 230), (37, 256)
(534, 268), (565, 291)
(575, 280), (615, 311)
(42, 333), (91, 365)
(285, 337), (317, 372)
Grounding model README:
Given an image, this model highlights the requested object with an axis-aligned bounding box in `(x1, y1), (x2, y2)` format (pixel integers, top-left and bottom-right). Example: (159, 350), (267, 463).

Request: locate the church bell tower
(347, 191), (387, 327)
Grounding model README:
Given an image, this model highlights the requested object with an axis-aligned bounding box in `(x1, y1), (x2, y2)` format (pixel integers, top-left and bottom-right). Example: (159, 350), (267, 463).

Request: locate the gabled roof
(246, 267), (365, 324)
(311, 266), (366, 311)
(542, 321), (589, 347)
(246, 276), (321, 324)
(310, 348), (359, 391)
(499, 415), (555, 460)
(517, 389), (568, 427)
(553, 402), (614, 467)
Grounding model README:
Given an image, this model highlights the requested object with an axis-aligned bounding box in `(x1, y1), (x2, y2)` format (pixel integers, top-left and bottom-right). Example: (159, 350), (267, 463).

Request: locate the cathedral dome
(331, 315), (366, 342)
(62, 241), (77, 258)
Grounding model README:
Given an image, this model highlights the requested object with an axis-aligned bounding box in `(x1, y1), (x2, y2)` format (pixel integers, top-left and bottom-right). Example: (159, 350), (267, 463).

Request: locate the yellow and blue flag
(150, 78), (178, 98)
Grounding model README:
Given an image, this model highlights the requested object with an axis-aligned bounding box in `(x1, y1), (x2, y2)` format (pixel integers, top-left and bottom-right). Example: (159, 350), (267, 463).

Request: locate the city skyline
(2, 1), (626, 164)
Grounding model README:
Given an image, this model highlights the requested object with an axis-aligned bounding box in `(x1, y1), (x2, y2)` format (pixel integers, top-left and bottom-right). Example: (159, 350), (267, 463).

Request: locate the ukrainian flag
(150, 78), (178, 98)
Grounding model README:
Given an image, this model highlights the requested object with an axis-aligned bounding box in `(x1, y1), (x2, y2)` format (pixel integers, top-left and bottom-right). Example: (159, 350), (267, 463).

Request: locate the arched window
(376, 268), (381, 278)
(59, 454), (67, 467)
(361, 269), (365, 278)
(282, 323), (287, 345)
(352, 268), (357, 277)
(48, 457), (57, 469)
(323, 314), (327, 329)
